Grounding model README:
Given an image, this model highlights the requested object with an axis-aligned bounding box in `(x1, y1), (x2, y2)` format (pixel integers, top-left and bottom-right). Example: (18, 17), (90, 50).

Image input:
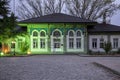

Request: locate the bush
(88, 50), (93, 55)
(103, 42), (112, 54)
(20, 41), (29, 53)
(117, 48), (120, 54)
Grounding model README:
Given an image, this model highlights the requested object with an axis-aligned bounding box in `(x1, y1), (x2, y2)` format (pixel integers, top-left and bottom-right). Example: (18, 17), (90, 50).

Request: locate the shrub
(20, 41), (29, 53)
(88, 50), (93, 55)
(103, 42), (112, 54)
(117, 48), (120, 54)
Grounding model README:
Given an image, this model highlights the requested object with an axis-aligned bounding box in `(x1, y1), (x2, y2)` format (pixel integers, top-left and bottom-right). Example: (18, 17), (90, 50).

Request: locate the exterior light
(12, 40), (16, 44)
(27, 50), (31, 55)
(4, 49), (8, 53)
(0, 52), (4, 56)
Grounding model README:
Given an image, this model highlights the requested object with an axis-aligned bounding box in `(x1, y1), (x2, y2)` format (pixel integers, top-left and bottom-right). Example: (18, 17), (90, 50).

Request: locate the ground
(0, 55), (120, 80)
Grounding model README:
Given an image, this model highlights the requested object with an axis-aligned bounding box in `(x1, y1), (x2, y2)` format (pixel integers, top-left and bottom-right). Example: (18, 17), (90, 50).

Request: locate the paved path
(0, 55), (120, 80)
(91, 57), (120, 76)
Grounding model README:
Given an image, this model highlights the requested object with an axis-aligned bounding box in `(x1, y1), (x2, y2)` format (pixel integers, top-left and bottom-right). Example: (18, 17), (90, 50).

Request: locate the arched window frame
(39, 30), (47, 49)
(51, 29), (63, 50)
(40, 30), (46, 37)
(76, 30), (83, 49)
(68, 30), (75, 37)
(52, 29), (62, 38)
(68, 30), (75, 49)
(76, 30), (82, 37)
(32, 30), (39, 37)
(32, 30), (39, 49)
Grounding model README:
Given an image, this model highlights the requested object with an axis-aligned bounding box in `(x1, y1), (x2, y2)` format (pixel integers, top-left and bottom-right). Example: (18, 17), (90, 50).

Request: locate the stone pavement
(80, 55), (120, 76)
(94, 59), (120, 76)
(0, 55), (120, 80)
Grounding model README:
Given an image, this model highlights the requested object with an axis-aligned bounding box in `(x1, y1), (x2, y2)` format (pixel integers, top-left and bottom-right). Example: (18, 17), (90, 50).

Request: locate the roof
(19, 13), (96, 23)
(88, 23), (120, 32)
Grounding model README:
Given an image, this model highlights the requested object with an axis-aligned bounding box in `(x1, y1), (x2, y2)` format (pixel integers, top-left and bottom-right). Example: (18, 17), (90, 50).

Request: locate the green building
(1, 13), (120, 55)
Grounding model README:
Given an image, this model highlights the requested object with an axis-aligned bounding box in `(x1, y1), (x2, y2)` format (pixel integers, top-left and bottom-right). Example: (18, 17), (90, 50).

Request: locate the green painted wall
(18, 23), (88, 54)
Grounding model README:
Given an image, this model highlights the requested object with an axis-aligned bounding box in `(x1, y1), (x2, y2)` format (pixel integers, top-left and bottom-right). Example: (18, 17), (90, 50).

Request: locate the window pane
(40, 39), (45, 48)
(53, 31), (61, 37)
(76, 31), (81, 37)
(53, 39), (60, 48)
(33, 31), (38, 37)
(69, 38), (74, 49)
(76, 38), (81, 49)
(92, 38), (97, 49)
(40, 31), (45, 37)
(113, 38), (118, 49)
(69, 31), (74, 37)
(100, 38), (104, 48)
(33, 39), (38, 48)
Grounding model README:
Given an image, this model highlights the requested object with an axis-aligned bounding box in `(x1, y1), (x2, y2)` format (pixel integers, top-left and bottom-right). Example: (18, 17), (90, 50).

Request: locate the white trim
(51, 29), (63, 52)
(89, 35), (108, 52)
(31, 30), (48, 52)
(32, 30), (39, 36)
(66, 30), (84, 52)
(110, 35), (120, 51)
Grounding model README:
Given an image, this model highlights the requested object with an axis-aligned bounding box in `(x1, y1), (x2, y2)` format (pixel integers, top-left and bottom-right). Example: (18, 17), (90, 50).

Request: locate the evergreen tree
(0, 0), (9, 17)
(0, 0), (17, 44)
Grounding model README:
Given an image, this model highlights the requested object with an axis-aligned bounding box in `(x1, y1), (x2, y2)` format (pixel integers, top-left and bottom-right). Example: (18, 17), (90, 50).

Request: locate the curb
(78, 54), (120, 57)
(93, 62), (120, 76)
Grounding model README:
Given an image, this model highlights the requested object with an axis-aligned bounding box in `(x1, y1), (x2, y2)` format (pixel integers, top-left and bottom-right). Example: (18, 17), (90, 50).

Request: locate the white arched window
(52, 29), (62, 49)
(40, 31), (46, 37)
(40, 30), (46, 49)
(76, 31), (81, 37)
(68, 30), (75, 49)
(33, 31), (38, 37)
(32, 31), (38, 48)
(69, 31), (74, 37)
(53, 30), (61, 37)
(76, 30), (82, 49)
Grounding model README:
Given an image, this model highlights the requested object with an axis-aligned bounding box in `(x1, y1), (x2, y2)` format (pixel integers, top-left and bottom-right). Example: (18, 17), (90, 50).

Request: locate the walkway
(0, 55), (120, 80)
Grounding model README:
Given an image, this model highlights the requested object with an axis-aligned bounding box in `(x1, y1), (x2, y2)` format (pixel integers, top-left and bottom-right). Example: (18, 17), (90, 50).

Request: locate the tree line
(0, 0), (120, 45)
(17, 0), (120, 23)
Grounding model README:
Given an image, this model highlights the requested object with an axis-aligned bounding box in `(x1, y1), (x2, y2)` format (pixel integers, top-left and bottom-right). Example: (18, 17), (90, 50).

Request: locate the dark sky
(111, 0), (120, 26)
(10, 0), (120, 26)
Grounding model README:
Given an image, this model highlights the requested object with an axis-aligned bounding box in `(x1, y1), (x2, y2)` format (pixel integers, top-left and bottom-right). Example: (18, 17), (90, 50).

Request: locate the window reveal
(100, 38), (104, 48)
(53, 39), (61, 48)
(92, 38), (97, 49)
(76, 38), (81, 49)
(40, 39), (45, 48)
(69, 38), (74, 49)
(33, 39), (38, 48)
(113, 38), (118, 49)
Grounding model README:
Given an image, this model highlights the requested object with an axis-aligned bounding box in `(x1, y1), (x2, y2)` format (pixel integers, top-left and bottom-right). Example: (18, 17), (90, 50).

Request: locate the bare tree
(17, 0), (65, 20)
(44, 0), (65, 14)
(66, 0), (120, 22)
(17, 0), (44, 20)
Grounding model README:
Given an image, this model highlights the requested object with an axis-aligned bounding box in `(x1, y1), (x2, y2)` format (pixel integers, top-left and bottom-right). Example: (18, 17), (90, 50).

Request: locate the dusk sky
(111, 0), (120, 26)
(10, 0), (120, 26)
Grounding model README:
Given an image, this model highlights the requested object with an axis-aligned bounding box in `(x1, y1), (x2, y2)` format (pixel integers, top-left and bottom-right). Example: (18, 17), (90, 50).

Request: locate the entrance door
(51, 29), (63, 53)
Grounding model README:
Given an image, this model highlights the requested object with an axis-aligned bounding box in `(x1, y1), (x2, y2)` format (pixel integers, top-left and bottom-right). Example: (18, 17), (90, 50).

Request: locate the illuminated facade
(1, 13), (120, 54)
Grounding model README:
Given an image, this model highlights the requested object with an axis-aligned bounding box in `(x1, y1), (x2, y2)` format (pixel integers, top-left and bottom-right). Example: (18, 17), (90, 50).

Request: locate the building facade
(18, 23), (88, 54)
(88, 24), (120, 53)
(1, 13), (120, 54)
